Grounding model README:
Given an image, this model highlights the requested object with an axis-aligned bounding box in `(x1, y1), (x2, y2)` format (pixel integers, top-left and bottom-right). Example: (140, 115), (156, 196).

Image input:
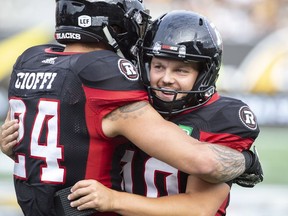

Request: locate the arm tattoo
(209, 145), (245, 182)
(107, 101), (245, 182)
(105, 101), (149, 121)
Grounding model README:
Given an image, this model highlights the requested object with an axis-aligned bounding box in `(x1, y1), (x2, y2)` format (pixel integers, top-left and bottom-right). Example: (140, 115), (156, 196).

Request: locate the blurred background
(0, 0), (288, 215)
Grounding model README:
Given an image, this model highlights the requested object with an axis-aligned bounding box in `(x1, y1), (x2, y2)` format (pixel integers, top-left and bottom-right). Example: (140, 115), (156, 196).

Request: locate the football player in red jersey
(0, 3), (263, 216)
(65, 10), (263, 215)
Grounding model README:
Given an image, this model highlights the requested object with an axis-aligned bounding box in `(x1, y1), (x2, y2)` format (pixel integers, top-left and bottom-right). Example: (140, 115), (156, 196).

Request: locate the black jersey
(117, 93), (260, 216)
(8, 44), (147, 216)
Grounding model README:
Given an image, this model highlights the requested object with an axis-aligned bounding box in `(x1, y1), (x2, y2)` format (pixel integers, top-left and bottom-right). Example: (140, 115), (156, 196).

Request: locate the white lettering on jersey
(15, 72), (57, 90)
(121, 126), (191, 197)
(10, 99), (65, 183)
(121, 150), (135, 192)
(9, 99), (26, 179)
(145, 158), (179, 197)
(121, 150), (180, 197)
(31, 100), (64, 182)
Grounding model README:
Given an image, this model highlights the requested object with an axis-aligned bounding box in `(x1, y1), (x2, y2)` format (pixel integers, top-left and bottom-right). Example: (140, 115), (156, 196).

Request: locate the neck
(63, 42), (108, 53)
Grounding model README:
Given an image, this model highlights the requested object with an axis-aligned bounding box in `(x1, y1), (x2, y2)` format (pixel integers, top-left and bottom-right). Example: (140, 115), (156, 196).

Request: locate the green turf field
(253, 126), (288, 185)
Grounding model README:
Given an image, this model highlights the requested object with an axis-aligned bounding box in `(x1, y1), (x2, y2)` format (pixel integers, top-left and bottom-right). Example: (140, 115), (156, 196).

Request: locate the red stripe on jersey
(179, 93), (221, 116)
(83, 86), (148, 118)
(199, 131), (254, 151)
(217, 194), (230, 216)
(83, 86), (148, 188)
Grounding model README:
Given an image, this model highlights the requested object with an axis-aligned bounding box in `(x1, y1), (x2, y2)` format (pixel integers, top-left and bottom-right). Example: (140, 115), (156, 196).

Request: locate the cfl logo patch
(239, 106), (258, 130)
(78, 15), (91, 27)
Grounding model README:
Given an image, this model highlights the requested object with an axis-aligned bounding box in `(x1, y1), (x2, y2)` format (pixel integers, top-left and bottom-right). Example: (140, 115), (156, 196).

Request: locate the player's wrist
(110, 190), (125, 213)
(242, 150), (254, 172)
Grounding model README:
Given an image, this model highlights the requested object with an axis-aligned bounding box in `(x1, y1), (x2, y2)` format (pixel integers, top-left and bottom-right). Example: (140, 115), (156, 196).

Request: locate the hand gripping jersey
(8, 44), (147, 216)
(116, 93), (260, 216)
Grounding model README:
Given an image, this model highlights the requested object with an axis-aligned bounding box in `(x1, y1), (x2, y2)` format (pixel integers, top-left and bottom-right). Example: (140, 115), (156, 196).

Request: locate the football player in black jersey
(0, 3), (263, 216)
(63, 10), (263, 215)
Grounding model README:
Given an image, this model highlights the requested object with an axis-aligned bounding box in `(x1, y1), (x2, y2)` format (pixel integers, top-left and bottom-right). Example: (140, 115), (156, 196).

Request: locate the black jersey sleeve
(171, 95), (260, 152)
(74, 50), (145, 92)
(203, 97), (260, 151)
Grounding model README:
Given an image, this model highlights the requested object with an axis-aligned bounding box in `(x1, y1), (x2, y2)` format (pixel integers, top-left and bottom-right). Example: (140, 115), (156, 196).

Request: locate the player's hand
(68, 179), (117, 212)
(233, 146), (264, 187)
(0, 111), (19, 160)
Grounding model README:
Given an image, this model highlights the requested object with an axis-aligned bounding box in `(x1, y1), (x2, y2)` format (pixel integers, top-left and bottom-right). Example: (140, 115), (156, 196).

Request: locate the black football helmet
(55, 0), (150, 60)
(139, 10), (223, 116)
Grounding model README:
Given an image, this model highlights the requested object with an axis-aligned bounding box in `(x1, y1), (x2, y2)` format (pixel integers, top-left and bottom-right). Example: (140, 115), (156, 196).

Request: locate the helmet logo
(78, 15), (92, 28)
(118, 59), (139, 81)
(239, 106), (258, 130)
(152, 42), (187, 58)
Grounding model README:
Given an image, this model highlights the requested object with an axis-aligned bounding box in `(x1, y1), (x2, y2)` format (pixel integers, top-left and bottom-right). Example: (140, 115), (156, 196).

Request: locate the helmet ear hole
(111, 25), (125, 34)
(213, 53), (221, 69)
(199, 18), (204, 26)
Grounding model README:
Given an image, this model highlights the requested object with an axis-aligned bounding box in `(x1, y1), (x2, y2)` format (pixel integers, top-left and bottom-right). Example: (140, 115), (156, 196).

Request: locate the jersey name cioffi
(14, 72), (57, 90)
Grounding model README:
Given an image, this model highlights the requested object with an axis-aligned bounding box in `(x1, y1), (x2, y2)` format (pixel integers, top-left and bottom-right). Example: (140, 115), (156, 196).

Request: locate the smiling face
(149, 57), (199, 102)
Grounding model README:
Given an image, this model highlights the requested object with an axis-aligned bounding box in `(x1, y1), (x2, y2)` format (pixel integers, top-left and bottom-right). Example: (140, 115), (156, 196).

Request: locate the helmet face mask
(55, 0), (151, 60)
(139, 10), (222, 116)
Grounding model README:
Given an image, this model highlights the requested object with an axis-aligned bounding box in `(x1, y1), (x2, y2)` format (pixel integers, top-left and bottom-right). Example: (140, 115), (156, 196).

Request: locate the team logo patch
(239, 106), (258, 130)
(118, 59), (139, 81)
(179, 124), (193, 136)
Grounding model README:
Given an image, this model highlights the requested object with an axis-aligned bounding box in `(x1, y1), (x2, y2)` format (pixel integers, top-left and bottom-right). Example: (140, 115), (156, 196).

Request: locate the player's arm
(1, 101), (262, 185)
(0, 110), (18, 160)
(68, 176), (229, 216)
(103, 101), (245, 183)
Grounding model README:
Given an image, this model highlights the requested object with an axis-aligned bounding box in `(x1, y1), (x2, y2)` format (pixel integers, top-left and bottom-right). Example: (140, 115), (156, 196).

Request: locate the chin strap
(103, 26), (125, 58)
